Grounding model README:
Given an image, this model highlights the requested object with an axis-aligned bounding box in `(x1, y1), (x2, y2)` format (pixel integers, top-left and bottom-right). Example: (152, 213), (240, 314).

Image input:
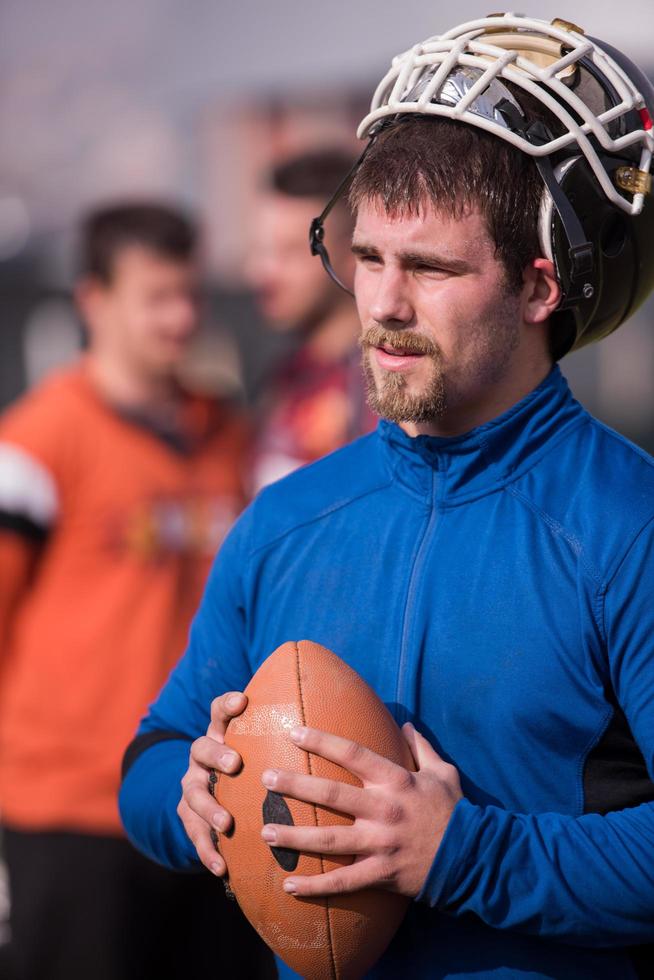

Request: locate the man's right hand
(178, 690), (247, 875)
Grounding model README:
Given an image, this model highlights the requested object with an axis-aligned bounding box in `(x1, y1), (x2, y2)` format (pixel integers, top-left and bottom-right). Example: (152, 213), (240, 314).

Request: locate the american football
(217, 640), (415, 979)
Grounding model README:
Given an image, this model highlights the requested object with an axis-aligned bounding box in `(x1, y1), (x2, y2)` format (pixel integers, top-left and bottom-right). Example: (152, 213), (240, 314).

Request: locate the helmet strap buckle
(309, 142), (374, 298)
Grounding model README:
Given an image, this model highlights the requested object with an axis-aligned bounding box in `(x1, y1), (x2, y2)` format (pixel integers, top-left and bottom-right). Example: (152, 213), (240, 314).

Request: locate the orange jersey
(0, 362), (249, 834)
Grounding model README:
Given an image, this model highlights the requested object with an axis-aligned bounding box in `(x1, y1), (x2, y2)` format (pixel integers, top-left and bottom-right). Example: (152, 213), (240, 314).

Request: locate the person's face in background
(246, 192), (354, 334)
(77, 245), (200, 378)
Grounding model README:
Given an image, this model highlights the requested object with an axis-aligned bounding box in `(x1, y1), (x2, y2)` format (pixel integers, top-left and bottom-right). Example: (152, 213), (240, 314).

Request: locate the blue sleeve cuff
(416, 797), (484, 908)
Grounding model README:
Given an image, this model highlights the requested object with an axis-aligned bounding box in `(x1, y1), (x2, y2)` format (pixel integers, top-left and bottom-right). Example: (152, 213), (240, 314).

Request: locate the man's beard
(359, 325), (446, 424)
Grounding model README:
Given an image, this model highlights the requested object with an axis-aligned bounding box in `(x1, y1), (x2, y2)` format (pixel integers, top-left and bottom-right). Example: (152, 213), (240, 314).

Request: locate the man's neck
(304, 306), (360, 365)
(86, 353), (181, 412)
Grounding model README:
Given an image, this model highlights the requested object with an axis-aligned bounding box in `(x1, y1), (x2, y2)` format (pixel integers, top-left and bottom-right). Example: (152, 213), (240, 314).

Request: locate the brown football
(217, 639), (414, 980)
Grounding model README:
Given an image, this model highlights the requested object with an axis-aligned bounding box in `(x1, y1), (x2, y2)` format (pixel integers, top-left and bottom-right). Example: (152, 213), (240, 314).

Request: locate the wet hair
(270, 148), (356, 201)
(349, 101), (559, 294)
(80, 202), (197, 283)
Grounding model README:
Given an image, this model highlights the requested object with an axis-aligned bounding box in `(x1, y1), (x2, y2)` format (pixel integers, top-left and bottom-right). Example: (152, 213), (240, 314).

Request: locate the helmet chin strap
(309, 143), (373, 298)
(496, 99), (595, 304)
(533, 154), (595, 305)
(309, 215), (354, 297)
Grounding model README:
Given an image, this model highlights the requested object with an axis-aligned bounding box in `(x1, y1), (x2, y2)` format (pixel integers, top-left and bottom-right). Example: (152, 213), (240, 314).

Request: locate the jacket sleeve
(418, 517), (654, 947)
(118, 505), (255, 870)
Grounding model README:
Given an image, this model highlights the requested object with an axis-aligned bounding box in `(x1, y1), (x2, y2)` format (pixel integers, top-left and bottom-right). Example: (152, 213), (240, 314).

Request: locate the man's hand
(260, 722), (462, 898)
(177, 690), (247, 875)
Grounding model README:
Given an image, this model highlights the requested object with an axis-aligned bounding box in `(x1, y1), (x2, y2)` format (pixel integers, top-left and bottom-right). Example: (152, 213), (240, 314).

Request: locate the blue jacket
(120, 367), (654, 979)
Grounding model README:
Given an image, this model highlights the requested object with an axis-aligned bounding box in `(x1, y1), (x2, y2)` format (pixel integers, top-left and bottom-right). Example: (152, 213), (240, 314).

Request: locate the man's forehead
(260, 190), (324, 220)
(257, 190), (342, 246)
(353, 198), (491, 257)
(109, 244), (197, 280)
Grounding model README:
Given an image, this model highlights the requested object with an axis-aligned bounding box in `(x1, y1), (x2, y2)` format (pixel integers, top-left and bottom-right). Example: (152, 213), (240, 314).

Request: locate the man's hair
(270, 148), (356, 201)
(349, 112), (550, 294)
(80, 202), (197, 283)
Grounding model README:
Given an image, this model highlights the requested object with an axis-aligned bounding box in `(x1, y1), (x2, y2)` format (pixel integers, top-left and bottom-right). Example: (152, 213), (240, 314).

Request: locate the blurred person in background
(246, 148), (375, 491)
(0, 202), (272, 980)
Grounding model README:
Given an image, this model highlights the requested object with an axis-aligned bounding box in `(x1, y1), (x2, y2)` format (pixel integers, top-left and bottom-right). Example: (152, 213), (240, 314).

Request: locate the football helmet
(311, 14), (654, 357)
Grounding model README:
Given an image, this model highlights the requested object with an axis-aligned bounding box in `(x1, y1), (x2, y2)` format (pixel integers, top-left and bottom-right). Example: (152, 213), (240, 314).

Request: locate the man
(120, 17), (654, 980)
(0, 203), (271, 979)
(246, 149), (374, 490)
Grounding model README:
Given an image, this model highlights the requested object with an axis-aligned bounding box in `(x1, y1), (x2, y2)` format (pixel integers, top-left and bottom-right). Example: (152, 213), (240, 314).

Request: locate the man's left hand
(260, 722), (462, 899)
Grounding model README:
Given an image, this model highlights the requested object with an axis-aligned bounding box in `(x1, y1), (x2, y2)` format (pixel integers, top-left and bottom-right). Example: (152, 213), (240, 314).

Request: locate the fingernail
(290, 726), (306, 743)
(283, 880), (297, 894)
(213, 812), (227, 830)
(227, 694), (241, 709)
(210, 862), (221, 876)
(261, 826), (277, 843)
(262, 769), (278, 789)
(222, 752), (237, 767)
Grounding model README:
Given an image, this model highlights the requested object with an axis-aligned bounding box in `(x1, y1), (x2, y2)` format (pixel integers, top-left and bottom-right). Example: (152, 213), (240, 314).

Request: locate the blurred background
(2, 0), (654, 446)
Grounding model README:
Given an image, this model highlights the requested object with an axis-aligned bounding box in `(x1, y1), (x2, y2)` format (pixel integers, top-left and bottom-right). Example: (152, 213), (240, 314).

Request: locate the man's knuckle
(438, 762), (459, 785)
(198, 842), (217, 867)
(377, 829), (399, 856)
(320, 831), (337, 852)
(330, 874), (347, 895)
(211, 697), (226, 723)
(378, 859), (397, 885)
(184, 778), (202, 801)
(395, 769), (416, 793)
(190, 738), (207, 764)
(343, 740), (365, 766)
(324, 781), (341, 807)
(382, 801), (405, 825)
(186, 787), (212, 821)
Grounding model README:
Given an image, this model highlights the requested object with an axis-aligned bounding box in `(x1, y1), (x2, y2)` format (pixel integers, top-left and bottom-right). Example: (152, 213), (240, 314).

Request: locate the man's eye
(416, 264), (449, 276)
(356, 253), (381, 264)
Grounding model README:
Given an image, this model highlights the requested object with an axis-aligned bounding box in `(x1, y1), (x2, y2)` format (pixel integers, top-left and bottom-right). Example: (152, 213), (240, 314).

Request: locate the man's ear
(522, 258), (561, 324)
(73, 277), (107, 332)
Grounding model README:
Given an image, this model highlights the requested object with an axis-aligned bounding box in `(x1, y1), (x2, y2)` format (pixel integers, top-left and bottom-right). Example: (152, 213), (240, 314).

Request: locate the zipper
(394, 467), (439, 720)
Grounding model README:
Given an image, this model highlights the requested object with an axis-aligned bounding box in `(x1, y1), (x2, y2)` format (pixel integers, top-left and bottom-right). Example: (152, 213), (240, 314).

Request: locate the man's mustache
(359, 325), (440, 358)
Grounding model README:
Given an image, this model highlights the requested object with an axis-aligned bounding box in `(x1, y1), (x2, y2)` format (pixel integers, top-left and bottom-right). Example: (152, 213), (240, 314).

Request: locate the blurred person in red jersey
(246, 149), (375, 491)
(0, 203), (272, 980)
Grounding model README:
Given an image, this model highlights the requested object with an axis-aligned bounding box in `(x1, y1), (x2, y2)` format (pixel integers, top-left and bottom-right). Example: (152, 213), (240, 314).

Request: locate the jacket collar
(377, 366), (587, 504)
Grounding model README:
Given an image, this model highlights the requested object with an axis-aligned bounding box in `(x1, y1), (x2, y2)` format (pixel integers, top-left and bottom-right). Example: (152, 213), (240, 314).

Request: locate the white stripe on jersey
(0, 442), (58, 528)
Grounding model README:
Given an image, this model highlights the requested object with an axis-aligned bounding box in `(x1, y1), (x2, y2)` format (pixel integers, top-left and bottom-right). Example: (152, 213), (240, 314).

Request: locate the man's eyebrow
(351, 242), (380, 257)
(400, 249), (471, 273)
(351, 242), (471, 272)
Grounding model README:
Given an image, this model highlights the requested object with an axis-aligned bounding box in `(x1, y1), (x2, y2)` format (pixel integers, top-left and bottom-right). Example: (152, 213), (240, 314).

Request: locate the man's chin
(361, 352), (445, 423)
(141, 352), (187, 378)
(367, 390), (447, 425)
(365, 374), (445, 424)
(260, 314), (300, 334)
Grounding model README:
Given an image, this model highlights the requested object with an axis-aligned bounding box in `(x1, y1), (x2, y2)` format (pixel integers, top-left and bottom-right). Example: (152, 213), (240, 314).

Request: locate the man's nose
(368, 267), (414, 327)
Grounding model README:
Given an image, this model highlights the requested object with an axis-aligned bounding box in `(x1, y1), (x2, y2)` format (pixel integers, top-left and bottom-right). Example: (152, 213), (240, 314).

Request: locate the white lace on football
(357, 14), (653, 216)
